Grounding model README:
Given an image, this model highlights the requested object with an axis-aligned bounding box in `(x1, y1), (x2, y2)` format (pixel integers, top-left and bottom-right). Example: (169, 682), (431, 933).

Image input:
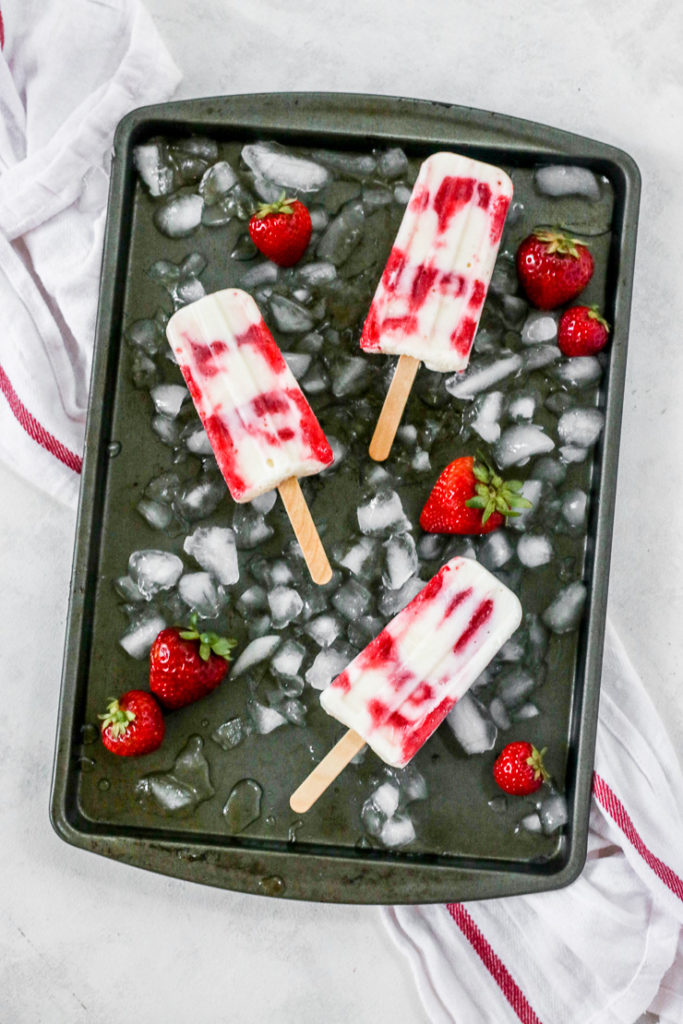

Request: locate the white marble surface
(3, 0), (683, 1020)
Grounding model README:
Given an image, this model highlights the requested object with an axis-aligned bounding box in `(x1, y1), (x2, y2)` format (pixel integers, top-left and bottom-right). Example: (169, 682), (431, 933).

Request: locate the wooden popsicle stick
(290, 729), (366, 813)
(369, 354), (420, 462)
(277, 475), (332, 586)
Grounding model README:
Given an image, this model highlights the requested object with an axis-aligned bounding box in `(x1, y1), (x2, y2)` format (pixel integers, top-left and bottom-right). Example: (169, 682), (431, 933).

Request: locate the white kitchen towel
(384, 619), (683, 1024)
(0, 0), (181, 506)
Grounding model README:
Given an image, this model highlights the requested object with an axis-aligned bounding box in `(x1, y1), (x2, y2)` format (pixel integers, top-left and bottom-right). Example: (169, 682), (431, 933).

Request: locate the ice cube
(397, 765), (428, 803)
(151, 413), (181, 447)
(128, 549), (184, 598)
(119, 611), (166, 659)
(114, 575), (146, 602)
(223, 778), (263, 833)
(308, 208), (329, 231)
(136, 499), (173, 531)
(357, 490), (410, 537)
(305, 647), (350, 690)
(232, 635), (281, 677)
(178, 572), (225, 618)
(471, 391), (504, 442)
(517, 534), (553, 568)
(379, 814), (416, 849)
(271, 639), (306, 677)
(489, 254), (518, 296)
(268, 586), (304, 628)
(393, 184), (412, 204)
(175, 278), (206, 306)
(478, 532), (514, 570)
(561, 489), (587, 529)
(183, 526), (238, 586)
(305, 614), (343, 648)
(522, 345), (562, 371)
(331, 355), (368, 398)
(236, 585), (268, 618)
(128, 318), (162, 355)
(183, 423), (213, 455)
(173, 136), (218, 161)
(361, 186), (394, 211)
(153, 194), (203, 238)
(332, 579), (372, 620)
(232, 505), (275, 549)
(552, 357), (602, 389)
(339, 537), (378, 578)
(316, 200), (365, 266)
(507, 393), (538, 422)
(535, 165), (600, 200)
(521, 312), (558, 345)
(497, 667), (536, 707)
(280, 698), (307, 726)
(283, 352), (312, 379)
(559, 445), (588, 464)
(198, 160), (237, 204)
(531, 457), (566, 485)
(242, 142), (330, 192)
(557, 408), (605, 447)
(445, 355), (523, 400)
(133, 142), (175, 197)
(489, 696), (511, 730)
(174, 476), (225, 522)
(519, 813), (543, 834)
(542, 582), (587, 633)
(250, 490), (277, 515)
(371, 782), (400, 818)
(539, 793), (569, 834)
(310, 149), (376, 179)
(382, 533), (418, 591)
(136, 736), (214, 816)
(495, 425), (555, 468)
(361, 798), (383, 837)
(149, 384), (187, 419)
(511, 702), (540, 722)
(417, 533), (444, 561)
(378, 147), (409, 179)
(297, 261), (337, 286)
(211, 717), (245, 751)
(248, 700), (288, 735)
(446, 693), (497, 754)
(269, 294), (314, 333)
(378, 577), (424, 617)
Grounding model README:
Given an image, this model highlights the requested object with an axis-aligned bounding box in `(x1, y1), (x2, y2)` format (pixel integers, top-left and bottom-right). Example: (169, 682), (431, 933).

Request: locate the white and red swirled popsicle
(362, 152), (513, 461)
(166, 288), (334, 583)
(290, 557), (522, 811)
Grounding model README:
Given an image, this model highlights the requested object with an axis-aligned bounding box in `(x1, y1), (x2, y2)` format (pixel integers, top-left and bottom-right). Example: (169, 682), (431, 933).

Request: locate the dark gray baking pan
(50, 93), (640, 903)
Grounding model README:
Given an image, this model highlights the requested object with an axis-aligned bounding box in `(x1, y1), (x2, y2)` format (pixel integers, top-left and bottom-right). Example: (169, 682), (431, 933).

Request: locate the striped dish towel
(0, 0), (180, 504)
(384, 620), (683, 1024)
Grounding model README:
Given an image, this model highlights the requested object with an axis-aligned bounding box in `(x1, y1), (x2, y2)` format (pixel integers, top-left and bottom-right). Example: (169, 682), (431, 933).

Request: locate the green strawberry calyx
(465, 451), (533, 524)
(252, 192), (297, 220)
(586, 305), (610, 332)
(98, 698), (136, 738)
(525, 744), (550, 783)
(179, 614), (238, 663)
(533, 227), (588, 259)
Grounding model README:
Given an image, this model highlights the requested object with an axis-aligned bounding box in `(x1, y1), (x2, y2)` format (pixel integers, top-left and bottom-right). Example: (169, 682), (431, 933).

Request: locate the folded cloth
(383, 620), (683, 1024)
(0, 0), (181, 505)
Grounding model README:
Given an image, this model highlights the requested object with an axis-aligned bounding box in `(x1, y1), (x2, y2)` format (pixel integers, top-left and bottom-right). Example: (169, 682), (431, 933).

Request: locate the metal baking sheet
(50, 93), (640, 903)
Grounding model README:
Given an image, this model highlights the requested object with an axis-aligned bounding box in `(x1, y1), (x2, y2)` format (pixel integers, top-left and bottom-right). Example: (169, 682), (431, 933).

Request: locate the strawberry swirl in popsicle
(363, 152), (513, 460)
(166, 288), (334, 583)
(291, 557), (522, 810)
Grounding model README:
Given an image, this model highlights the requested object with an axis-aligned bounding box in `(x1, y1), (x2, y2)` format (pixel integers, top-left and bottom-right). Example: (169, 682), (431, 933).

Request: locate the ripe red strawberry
(493, 741), (549, 796)
(149, 615), (237, 710)
(516, 228), (594, 309)
(248, 194), (312, 266)
(99, 691), (165, 757)
(558, 305), (610, 357)
(420, 452), (532, 535)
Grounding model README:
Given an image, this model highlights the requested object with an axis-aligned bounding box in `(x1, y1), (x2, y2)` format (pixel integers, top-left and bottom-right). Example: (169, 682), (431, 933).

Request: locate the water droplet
(488, 796), (508, 813)
(80, 723), (99, 745)
(97, 778), (111, 791)
(265, 815), (276, 827)
(107, 441), (122, 458)
(258, 875), (285, 896)
(287, 818), (304, 843)
(76, 756), (96, 773)
(201, 718), (210, 728)
(222, 778), (262, 833)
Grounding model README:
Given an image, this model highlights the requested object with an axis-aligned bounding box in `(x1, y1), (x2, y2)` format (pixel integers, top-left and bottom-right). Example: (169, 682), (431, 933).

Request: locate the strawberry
(149, 614), (237, 710)
(493, 741), (549, 796)
(248, 193), (312, 267)
(419, 452), (532, 535)
(99, 691), (165, 757)
(558, 305), (610, 357)
(516, 228), (594, 309)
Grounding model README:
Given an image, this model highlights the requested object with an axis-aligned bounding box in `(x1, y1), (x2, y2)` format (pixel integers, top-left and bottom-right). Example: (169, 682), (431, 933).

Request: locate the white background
(2, 1), (682, 1021)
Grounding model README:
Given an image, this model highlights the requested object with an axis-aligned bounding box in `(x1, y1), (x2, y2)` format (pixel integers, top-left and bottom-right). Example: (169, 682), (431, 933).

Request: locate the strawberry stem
(178, 613), (238, 663)
(98, 698), (135, 738)
(465, 451), (533, 523)
(587, 305), (610, 332)
(533, 227), (588, 259)
(525, 745), (550, 783)
(252, 192), (296, 219)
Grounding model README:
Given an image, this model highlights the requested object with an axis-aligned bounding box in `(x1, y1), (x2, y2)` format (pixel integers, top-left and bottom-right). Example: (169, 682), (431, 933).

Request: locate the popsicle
(166, 288), (334, 584)
(362, 152), (513, 460)
(290, 556), (522, 812)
